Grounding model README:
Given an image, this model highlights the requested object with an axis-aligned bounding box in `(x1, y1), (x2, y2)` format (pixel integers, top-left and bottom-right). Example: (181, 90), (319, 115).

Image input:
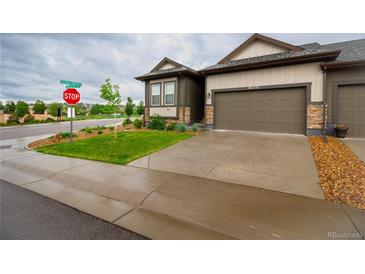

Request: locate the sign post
(61, 80), (81, 142)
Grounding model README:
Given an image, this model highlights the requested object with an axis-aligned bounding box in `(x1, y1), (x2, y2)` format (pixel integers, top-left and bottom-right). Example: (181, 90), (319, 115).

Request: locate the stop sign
(63, 88), (80, 105)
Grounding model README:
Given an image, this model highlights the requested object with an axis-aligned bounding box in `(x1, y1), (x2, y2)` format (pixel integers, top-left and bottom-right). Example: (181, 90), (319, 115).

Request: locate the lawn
(36, 130), (192, 165)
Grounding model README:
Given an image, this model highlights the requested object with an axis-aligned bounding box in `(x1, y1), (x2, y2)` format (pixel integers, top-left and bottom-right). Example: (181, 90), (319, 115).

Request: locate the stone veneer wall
(144, 107), (150, 122)
(307, 104), (325, 129)
(205, 106), (214, 125)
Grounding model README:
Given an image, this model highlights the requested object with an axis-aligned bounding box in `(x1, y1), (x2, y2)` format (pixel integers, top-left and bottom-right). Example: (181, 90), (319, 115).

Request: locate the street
(0, 179), (147, 240)
(0, 118), (120, 140)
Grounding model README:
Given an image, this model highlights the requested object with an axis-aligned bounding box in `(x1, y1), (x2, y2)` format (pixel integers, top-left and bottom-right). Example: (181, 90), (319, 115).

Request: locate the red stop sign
(63, 88), (80, 105)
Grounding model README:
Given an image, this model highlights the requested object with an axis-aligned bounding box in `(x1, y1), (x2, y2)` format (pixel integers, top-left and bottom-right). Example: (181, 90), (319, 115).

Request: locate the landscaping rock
(309, 136), (365, 209)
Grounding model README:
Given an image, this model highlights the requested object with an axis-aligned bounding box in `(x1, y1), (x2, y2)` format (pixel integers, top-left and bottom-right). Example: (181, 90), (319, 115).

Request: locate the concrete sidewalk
(1, 136), (364, 239)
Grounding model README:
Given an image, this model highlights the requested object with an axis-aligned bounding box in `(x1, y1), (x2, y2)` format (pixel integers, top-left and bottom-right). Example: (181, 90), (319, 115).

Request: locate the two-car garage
(214, 86), (307, 135)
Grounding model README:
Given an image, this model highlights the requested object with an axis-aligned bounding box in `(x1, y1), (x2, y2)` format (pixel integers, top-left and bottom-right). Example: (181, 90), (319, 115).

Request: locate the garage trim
(211, 82), (312, 133)
(332, 79), (365, 124)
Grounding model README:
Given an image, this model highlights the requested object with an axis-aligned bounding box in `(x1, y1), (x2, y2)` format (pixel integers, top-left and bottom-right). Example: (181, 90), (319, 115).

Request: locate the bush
(109, 126), (115, 131)
(96, 125), (106, 130)
(81, 127), (93, 134)
(136, 101), (145, 115)
(125, 97), (135, 118)
(48, 102), (63, 117)
(7, 114), (20, 124)
(191, 125), (198, 132)
(148, 115), (166, 130)
(123, 118), (131, 126)
(97, 130), (103, 135)
(166, 123), (176, 131)
(45, 117), (55, 122)
(133, 118), (142, 129)
(23, 114), (35, 123)
(59, 132), (77, 138)
(176, 124), (187, 132)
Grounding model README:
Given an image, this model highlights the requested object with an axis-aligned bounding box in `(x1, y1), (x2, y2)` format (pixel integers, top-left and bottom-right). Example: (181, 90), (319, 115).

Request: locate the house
(136, 34), (365, 137)
(135, 58), (204, 125)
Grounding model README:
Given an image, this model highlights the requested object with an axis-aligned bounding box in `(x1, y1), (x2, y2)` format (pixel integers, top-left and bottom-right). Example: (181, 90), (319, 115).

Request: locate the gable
(218, 33), (303, 64)
(158, 62), (177, 70)
(227, 39), (288, 61)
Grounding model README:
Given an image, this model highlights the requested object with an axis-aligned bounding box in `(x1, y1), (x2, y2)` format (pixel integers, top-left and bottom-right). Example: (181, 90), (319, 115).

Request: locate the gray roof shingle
(201, 38), (365, 72)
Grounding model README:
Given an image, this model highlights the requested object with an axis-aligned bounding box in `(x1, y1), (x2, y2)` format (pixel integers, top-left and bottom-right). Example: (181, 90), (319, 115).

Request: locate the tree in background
(124, 97), (135, 123)
(33, 100), (46, 114)
(99, 79), (121, 114)
(0, 101), (4, 111)
(90, 104), (104, 115)
(15, 101), (29, 118)
(4, 100), (16, 114)
(48, 102), (63, 117)
(136, 101), (144, 116)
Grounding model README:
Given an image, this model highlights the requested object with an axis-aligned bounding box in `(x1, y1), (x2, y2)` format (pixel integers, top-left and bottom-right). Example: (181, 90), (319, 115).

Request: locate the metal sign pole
(70, 106), (73, 143)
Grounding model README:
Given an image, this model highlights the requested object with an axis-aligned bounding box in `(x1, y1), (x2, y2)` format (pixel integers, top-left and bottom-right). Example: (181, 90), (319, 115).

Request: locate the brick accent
(307, 104), (325, 129)
(205, 106), (214, 125)
(183, 107), (190, 123)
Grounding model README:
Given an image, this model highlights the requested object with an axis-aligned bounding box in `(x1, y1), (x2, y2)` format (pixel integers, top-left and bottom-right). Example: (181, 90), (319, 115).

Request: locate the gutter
(320, 60), (365, 70)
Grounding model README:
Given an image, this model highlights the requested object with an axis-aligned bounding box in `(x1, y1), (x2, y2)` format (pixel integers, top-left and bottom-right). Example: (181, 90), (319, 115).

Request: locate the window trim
(150, 82), (162, 106)
(163, 80), (176, 106)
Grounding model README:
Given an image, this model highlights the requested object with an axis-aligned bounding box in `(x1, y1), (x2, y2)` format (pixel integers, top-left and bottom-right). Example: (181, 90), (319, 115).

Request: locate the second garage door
(336, 84), (365, 137)
(214, 87), (306, 134)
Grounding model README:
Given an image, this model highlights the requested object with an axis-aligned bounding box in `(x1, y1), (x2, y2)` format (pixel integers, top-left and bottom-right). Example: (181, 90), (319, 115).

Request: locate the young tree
(48, 102), (63, 117)
(99, 78), (121, 113)
(136, 101), (145, 115)
(124, 97), (135, 121)
(33, 100), (46, 114)
(4, 100), (16, 114)
(15, 101), (29, 118)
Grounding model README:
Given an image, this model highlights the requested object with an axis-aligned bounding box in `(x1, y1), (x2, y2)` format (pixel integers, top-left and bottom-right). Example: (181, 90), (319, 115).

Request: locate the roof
(218, 33), (303, 64)
(201, 49), (341, 74)
(201, 35), (365, 74)
(135, 57), (202, 81)
(300, 38), (365, 63)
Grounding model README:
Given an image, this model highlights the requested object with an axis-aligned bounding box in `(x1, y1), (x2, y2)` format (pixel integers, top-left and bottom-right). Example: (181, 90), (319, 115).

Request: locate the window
(151, 83), (161, 105)
(164, 81), (175, 105)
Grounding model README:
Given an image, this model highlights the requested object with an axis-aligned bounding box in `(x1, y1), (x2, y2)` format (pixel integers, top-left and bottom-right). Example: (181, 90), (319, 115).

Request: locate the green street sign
(60, 80), (82, 88)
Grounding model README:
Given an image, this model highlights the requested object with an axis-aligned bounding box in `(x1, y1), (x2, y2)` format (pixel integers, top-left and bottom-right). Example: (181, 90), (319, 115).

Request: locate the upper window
(151, 83), (161, 105)
(164, 81), (175, 105)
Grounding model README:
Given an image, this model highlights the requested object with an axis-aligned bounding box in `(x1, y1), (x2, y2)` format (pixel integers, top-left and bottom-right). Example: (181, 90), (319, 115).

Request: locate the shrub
(7, 114), (20, 124)
(45, 117), (55, 122)
(97, 130), (103, 135)
(133, 118), (142, 129)
(59, 132), (77, 138)
(148, 115), (166, 130)
(23, 114), (35, 123)
(15, 101), (29, 118)
(123, 118), (131, 126)
(191, 125), (198, 132)
(48, 102), (63, 117)
(124, 97), (135, 118)
(166, 122), (176, 131)
(176, 124), (187, 132)
(109, 126), (115, 131)
(96, 125), (106, 130)
(82, 127), (93, 134)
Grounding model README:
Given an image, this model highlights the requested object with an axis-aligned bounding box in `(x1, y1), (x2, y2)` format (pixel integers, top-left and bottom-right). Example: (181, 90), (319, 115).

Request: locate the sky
(1, 33), (365, 104)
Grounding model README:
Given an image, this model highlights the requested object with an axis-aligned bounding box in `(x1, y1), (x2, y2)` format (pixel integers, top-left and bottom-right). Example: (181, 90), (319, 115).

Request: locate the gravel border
(309, 136), (365, 209)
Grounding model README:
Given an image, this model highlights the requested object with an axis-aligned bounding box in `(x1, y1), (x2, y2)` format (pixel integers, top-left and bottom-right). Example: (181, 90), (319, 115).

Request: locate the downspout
(322, 63), (328, 143)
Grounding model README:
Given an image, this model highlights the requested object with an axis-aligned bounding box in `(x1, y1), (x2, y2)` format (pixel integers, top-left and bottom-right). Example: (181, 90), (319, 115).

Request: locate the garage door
(214, 87), (306, 134)
(337, 84), (365, 137)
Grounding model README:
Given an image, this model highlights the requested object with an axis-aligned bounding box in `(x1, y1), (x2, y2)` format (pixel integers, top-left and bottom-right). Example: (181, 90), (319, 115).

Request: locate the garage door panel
(337, 85), (365, 137)
(215, 87), (306, 134)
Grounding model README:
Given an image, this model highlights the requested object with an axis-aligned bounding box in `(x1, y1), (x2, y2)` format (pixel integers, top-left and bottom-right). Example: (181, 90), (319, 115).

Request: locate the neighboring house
(136, 34), (365, 137)
(135, 58), (204, 124)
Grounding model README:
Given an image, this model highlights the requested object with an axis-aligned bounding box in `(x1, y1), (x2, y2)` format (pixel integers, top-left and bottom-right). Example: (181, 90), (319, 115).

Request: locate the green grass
(36, 130), (192, 165)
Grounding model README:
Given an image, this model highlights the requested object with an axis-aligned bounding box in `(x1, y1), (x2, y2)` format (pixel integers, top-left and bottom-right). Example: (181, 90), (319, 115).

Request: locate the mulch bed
(28, 124), (135, 149)
(309, 136), (365, 209)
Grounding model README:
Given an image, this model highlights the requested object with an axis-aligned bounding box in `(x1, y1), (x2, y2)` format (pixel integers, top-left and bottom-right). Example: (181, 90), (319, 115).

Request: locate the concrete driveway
(129, 130), (323, 199)
(344, 139), (365, 163)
